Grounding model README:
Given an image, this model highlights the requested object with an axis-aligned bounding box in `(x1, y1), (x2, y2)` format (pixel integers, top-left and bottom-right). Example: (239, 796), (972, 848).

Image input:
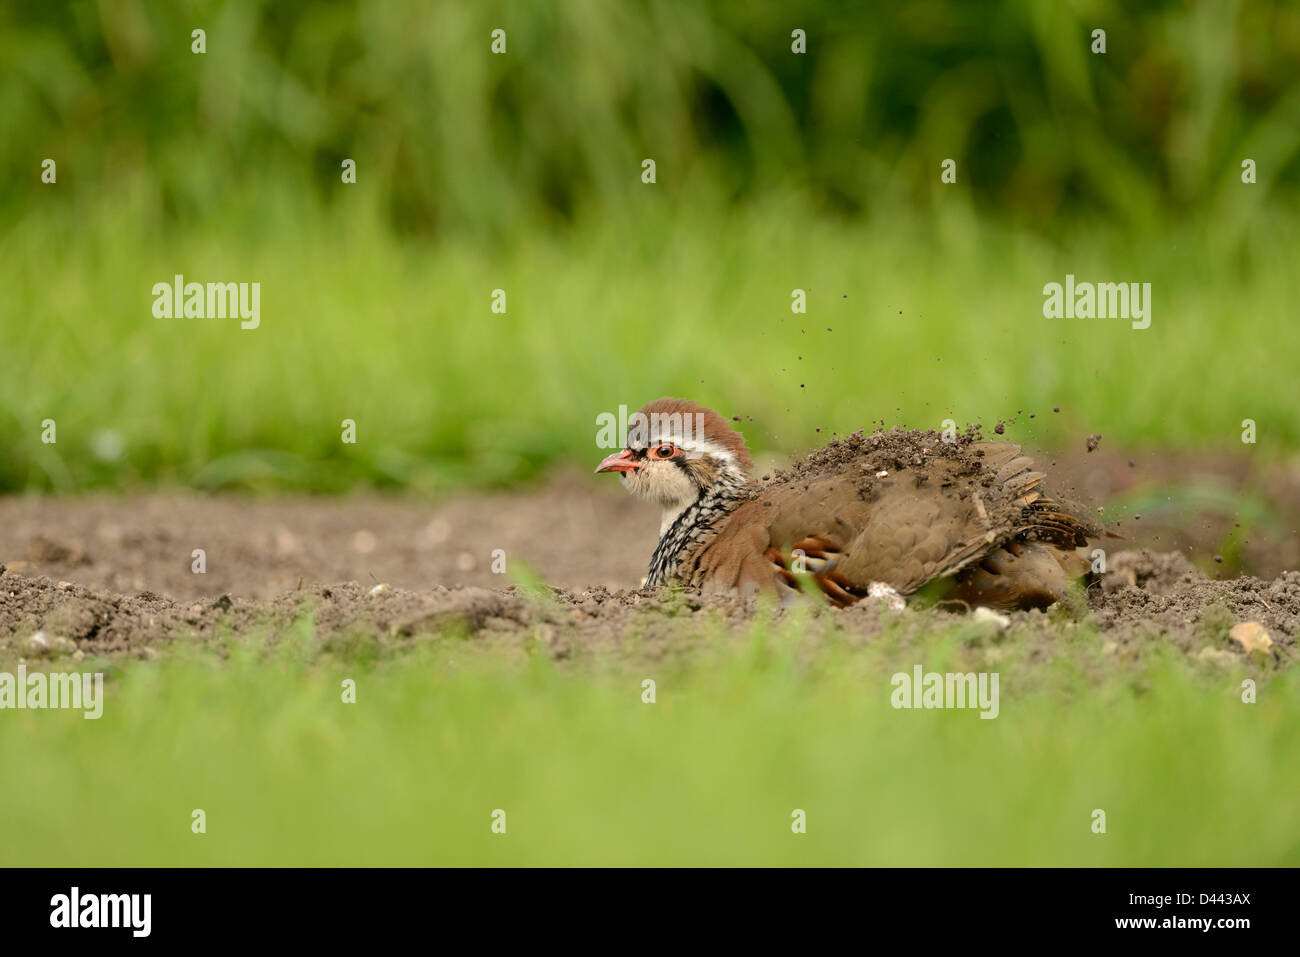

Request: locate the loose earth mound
(0, 462), (1295, 667)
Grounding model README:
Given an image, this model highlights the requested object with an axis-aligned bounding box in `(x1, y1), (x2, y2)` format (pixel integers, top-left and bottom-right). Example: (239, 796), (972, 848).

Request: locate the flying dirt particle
(1086, 433), (1102, 452)
(827, 327), (832, 331)
(1128, 460), (1135, 468)
(798, 356), (802, 360)
(1134, 514), (1141, 520)
(732, 416), (741, 422)
(1053, 406), (1060, 413)
(1214, 555), (1224, 563)
(993, 422), (1005, 435)
(1029, 413), (1036, 419)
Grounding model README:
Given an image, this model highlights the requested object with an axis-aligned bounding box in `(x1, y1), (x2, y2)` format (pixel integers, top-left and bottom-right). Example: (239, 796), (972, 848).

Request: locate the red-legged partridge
(596, 397), (1105, 610)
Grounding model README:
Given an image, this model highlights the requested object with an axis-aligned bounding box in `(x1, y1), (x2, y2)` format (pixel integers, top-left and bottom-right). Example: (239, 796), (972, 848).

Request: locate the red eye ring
(649, 443), (677, 460)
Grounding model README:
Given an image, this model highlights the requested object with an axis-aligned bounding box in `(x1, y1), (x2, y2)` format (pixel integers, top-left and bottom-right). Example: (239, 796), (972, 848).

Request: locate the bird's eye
(650, 443), (677, 459)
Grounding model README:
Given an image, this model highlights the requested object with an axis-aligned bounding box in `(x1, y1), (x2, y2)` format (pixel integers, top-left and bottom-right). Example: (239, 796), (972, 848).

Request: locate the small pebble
(1229, 622), (1273, 654)
(973, 607), (1012, 631)
(867, 582), (906, 613)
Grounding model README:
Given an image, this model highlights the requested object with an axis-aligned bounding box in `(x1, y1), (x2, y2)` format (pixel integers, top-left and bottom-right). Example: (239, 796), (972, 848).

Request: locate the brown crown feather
(636, 397), (753, 471)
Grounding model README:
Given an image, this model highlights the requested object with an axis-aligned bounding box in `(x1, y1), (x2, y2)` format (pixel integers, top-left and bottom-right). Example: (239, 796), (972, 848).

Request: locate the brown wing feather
(684, 438), (1103, 610)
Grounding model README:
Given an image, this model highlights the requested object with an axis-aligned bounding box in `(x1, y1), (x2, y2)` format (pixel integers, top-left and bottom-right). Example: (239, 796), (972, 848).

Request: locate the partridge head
(597, 397), (1105, 611)
(595, 398), (755, 587)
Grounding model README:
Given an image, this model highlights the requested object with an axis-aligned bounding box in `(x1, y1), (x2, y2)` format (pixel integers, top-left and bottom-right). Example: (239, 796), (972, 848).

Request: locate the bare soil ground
(1, 450), (1297, 665)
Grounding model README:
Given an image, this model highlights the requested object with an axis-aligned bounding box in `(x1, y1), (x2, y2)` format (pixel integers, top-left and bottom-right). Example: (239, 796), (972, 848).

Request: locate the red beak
(595, 449), (641, 474)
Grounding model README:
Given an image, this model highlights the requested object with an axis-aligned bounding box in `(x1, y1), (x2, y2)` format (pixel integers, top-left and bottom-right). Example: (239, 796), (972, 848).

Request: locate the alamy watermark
(891, 664), (999, 719)
(50, 887), (150, 937)
(152, 274), (260, 329)
(1, 665), (104, 719)
(595, 405), (707, 450)
(1043, 274), (1151, 330)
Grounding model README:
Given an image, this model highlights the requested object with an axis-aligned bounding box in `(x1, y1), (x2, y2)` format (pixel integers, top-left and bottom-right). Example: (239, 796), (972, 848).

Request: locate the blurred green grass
(2, 1), (1298, 491)
(3, 192), (1297, 492)
(2, 618), (1294, 866)
(6, 1), (1298, 238)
